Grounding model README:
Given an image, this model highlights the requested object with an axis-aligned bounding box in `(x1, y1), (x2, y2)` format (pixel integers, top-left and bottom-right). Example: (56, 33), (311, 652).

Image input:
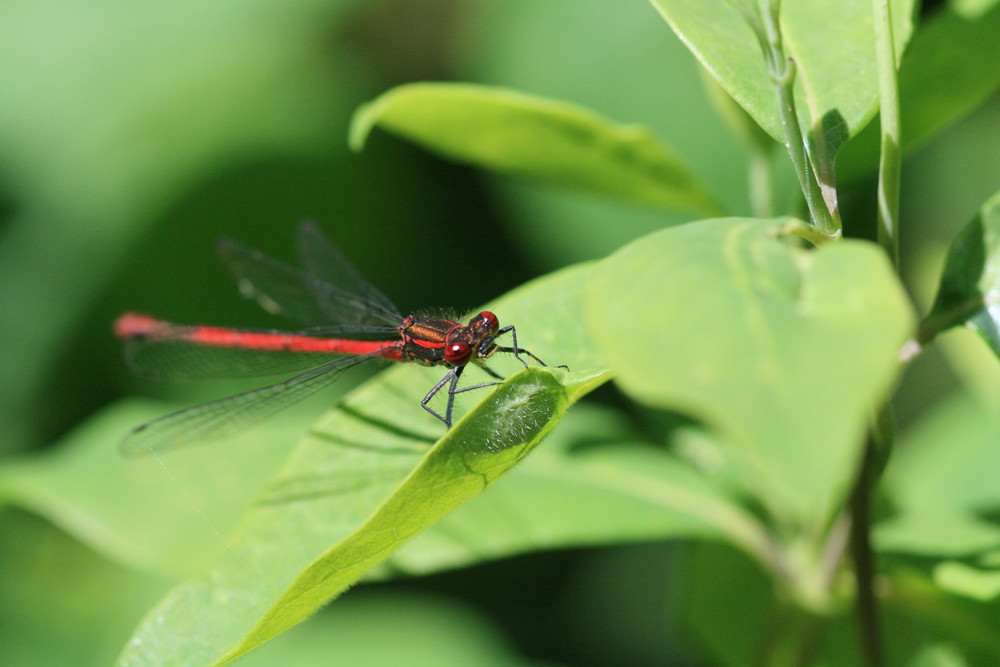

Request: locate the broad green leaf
(878, 395), (1000, 557)
(1, 261), (600, 577)
(648, 0), (915, 149)
(350, 82), (723, 215)
(839, 5), (1000, 181)
(921, 190), (1000, 356)
(117, 368), (606, 666)
(457, 0), (771, 267)
(0, 400), (314, 577)
(586, 219), (914, 527)
(116, 263), (613, 665)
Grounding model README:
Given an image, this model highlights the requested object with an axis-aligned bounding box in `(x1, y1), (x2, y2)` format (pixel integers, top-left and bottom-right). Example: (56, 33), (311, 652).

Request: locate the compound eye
(444, 341), (473, 365)
(477, 311), (499, 331)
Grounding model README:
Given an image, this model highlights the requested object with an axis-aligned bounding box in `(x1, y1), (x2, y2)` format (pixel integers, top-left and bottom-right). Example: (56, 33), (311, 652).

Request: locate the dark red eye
(478, 311), (499, 331)
(444, 341), (473, 365)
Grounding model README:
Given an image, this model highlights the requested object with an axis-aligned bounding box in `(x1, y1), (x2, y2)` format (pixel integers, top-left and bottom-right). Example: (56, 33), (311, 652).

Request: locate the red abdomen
(114, 312), (402, 359)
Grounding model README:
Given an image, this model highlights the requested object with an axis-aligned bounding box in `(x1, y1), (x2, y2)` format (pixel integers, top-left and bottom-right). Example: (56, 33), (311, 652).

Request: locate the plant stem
(850, 7), (901, 657)
(849, 406), (892, 667)
(873, 0), (902, 267)
(756, 0), (839, 236)
(776, 217), (837, 247)
(849, 448), (881, 666)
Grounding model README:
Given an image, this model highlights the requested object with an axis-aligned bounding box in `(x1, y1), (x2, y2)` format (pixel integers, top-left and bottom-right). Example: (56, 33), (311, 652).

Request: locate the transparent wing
(217, 224), (401, 328)
(120, 353), (382, 455)
(295, 220), (401, 324)
(122, 337), (350, 380)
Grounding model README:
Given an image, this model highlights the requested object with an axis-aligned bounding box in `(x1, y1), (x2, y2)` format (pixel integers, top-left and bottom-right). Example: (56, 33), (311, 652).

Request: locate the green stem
(849, 405), (893, 667)
(775, 217), (835, 247)
(849, 452), (881, 667)
(849, 13), (902, 656)
(872, 0), (902, 267)
(757, 0), (838, 237)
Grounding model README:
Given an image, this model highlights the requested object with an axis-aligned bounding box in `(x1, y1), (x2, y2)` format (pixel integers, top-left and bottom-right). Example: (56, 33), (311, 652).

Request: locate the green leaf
(115, 263), (614, 665)
(878, 395), (1000, 557)
(455, 0), (774, 266)
(951, 0), (1000, 19)
(647, 0), (916, 148)
(921, 190), (1000, 355)
(117, 368), (605, 666)
(586, 219), (914, 527)
(350, 82), (723, 215)
(377, 404), (772, 579)
(934, 560), (1000, 602)
(0, 400), (316, 577)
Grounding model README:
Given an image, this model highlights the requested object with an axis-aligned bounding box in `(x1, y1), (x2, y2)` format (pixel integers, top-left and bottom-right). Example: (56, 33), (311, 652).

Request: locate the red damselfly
(115, 221), (555, 455)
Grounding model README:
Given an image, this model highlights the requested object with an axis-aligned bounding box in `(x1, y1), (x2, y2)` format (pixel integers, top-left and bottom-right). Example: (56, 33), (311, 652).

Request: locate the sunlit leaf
(116, 367), (603, 665)
(113, 262), (614, 664)
(648, 0), (915, 150)
(351, 82), (722, 214)
(586, 219), (914, 527)
(377, 404), (770, 579)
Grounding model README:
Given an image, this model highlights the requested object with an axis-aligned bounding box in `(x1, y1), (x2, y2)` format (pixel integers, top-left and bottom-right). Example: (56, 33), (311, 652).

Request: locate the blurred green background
(1, 1), (998, 665)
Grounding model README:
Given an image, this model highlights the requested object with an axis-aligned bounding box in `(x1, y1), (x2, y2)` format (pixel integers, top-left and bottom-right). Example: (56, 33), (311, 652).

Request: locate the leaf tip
(347, 101), (376, 152)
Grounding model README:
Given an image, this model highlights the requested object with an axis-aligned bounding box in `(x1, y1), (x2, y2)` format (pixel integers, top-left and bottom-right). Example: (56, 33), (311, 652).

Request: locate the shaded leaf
(457, 0), (767, 266)
(878, 395), (1000, 557)
(921, 190), (1000, 356)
